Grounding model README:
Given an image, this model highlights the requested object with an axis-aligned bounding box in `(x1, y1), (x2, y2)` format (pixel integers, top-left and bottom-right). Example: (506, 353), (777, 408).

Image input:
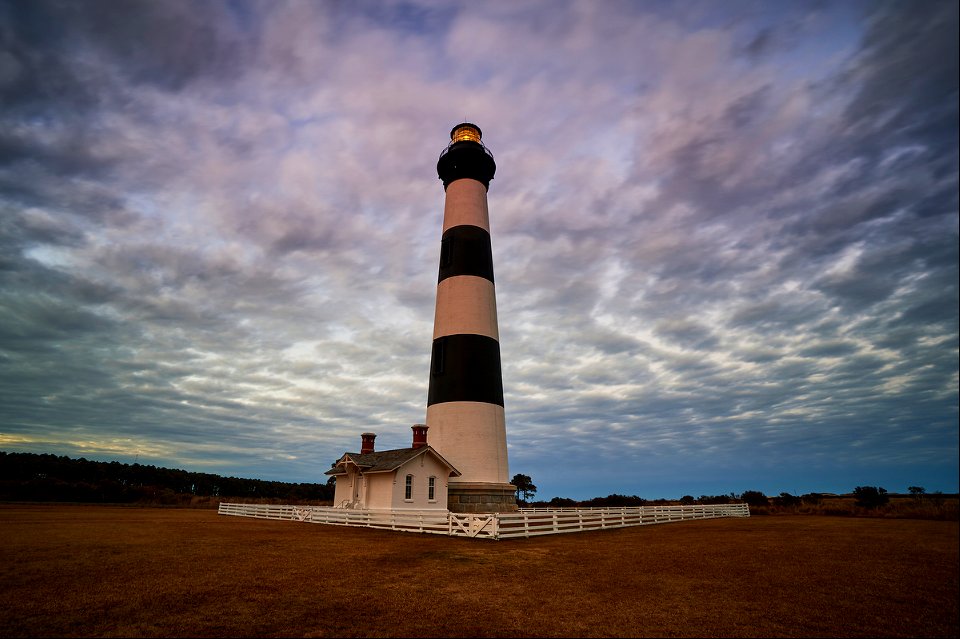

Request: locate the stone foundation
(447, 482), (518, 513)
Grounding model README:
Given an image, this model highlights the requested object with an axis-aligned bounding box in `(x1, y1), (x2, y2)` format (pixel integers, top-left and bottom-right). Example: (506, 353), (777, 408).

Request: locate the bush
(698, 494), (733, 505)
(774, 492), (801, 507)
(581, 494), (646, 507)
(740, 490), (769, 507)
(853, 486), (889, 509)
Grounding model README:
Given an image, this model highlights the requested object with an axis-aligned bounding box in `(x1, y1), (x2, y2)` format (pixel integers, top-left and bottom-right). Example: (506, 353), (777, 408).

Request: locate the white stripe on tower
(427, 123), (509, 487)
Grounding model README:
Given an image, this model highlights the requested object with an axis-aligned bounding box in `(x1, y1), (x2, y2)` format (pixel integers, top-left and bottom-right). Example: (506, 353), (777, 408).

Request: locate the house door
(352, 473), (361, 506)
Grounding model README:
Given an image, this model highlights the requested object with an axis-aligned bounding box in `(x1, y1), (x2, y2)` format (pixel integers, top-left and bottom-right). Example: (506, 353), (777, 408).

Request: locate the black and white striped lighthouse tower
(427, 123), (516, 513)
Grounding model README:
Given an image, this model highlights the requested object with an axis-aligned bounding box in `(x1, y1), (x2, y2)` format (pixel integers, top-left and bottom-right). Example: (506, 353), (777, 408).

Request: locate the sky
(1, 0), (957, 501)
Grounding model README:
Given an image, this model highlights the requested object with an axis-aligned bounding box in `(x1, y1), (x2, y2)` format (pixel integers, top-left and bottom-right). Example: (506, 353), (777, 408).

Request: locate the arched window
(428, 476), (436, 501)
(404, 474), (413, 500)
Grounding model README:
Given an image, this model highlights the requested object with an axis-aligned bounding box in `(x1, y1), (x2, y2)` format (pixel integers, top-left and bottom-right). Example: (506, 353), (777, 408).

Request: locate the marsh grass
(0, 505), (956, 638)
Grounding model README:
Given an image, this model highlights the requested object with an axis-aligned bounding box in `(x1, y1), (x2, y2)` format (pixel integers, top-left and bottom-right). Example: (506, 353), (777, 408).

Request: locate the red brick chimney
(411, 424), (428, 449)
(360, 432), (376, 454)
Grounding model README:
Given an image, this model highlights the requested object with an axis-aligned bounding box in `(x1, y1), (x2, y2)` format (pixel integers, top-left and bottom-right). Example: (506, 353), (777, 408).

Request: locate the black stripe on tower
(438, 225), (494, 284)
(428, 334), (504, 406)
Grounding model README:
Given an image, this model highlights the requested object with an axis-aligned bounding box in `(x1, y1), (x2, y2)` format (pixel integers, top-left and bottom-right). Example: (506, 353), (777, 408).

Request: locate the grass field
(1, 505), (956, 638)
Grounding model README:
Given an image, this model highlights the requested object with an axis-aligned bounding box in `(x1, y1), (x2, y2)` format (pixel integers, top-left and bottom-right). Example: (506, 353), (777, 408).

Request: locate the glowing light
(451, 124), (481, 143)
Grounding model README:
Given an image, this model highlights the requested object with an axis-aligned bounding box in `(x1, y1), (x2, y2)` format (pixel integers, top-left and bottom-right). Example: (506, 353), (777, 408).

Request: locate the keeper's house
(325, 425), (460, 511)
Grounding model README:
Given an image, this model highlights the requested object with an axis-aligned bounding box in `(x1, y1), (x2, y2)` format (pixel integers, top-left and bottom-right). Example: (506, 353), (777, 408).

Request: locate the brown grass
(0, 505), (956, 638)
(752, 496), (959, 520)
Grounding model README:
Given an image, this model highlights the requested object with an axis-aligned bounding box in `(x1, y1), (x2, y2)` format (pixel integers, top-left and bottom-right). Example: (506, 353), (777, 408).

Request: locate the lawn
(0, 504), (956, 637)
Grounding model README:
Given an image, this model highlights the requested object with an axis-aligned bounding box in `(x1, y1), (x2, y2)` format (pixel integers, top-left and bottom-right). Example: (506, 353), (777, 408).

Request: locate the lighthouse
(427, 123), (516, 513)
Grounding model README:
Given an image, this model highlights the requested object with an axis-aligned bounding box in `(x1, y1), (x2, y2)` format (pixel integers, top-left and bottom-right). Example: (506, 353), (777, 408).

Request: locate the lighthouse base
(447, 482), (518, 513)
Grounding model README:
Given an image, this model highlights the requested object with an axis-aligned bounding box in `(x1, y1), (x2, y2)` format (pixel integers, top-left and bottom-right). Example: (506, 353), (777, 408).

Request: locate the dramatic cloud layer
(1, 0), (956, 498)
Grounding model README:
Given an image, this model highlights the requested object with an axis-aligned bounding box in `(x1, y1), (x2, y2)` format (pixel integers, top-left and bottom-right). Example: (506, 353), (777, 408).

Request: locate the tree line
(4, 454), (945, 514)
(511, 472), (945, 512)
(0, 452), (334, 505)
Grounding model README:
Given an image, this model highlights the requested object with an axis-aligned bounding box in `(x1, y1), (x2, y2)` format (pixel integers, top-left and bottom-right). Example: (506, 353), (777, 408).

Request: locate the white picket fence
(218, 502), (749, 540)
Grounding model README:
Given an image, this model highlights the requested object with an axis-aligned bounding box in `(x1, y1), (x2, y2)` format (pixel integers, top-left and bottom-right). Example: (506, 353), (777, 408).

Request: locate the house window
(405, 474), (413, 500)
(428, 476), (436, 501)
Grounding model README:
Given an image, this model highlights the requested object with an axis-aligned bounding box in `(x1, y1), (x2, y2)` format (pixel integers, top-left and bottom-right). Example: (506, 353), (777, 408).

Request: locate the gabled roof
(324, 445), (461, 477)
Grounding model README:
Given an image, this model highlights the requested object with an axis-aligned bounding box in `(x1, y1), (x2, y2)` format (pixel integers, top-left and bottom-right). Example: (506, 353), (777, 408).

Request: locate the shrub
(774, 492), (801, 507)
(740, 490), (769, 507)
(581, 494), (646, 507)
(853, 486), (889, 509)
(698, 494), (732, 505)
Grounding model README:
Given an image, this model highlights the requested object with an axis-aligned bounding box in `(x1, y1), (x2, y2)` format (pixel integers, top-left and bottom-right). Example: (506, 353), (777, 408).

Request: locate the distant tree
(740, 490), (769, 507)
(0, 451), (333, 505)
(679, 495), (695, 505)
(548, 496), (577, 508)
(774, 492), (801, 507)
(581, 494), (646, 508)
(699, 494), (732, 505)
(908, 486), (926, 501)
(853, 486), (889, 509)
(801, 493), (823, 505)
(510, 474), (537, 503)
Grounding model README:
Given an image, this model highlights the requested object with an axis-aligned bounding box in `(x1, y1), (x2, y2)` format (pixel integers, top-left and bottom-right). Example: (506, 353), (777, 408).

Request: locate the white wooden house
(325, 426), (460, 511)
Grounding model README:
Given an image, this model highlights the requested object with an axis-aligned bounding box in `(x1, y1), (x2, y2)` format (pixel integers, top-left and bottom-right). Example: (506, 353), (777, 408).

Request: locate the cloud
(0, 0), (955, 498)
